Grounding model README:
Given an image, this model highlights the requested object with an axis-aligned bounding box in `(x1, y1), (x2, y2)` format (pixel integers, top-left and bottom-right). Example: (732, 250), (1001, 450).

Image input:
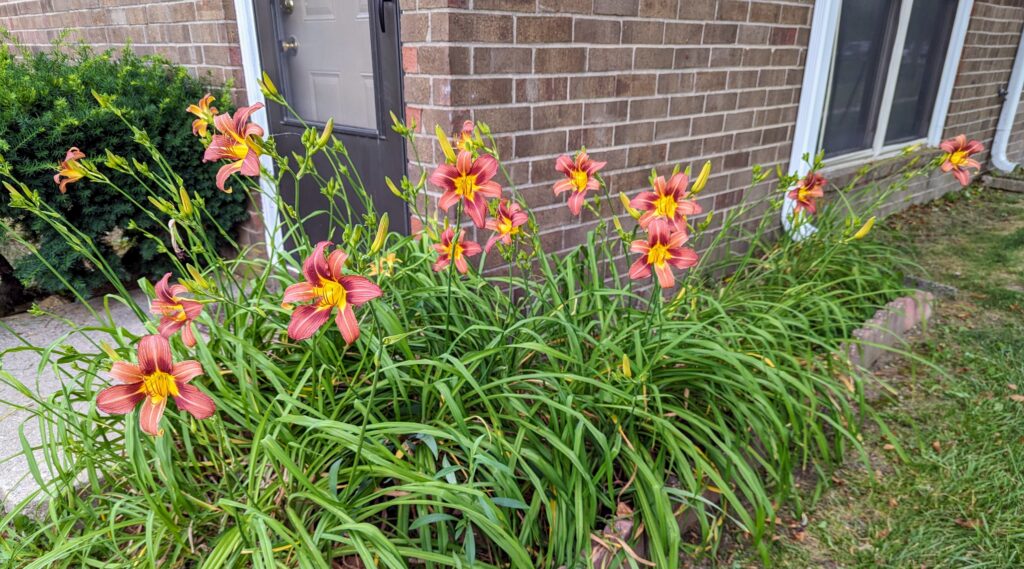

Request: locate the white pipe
(992, 24), (1024, 173)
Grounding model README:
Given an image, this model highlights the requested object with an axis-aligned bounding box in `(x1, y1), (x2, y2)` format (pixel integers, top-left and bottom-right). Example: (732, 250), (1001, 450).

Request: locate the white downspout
(992, 25), (1024, 173)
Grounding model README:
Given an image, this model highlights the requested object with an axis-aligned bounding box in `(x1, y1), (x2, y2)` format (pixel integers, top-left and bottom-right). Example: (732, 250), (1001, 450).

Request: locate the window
(820, 0), (959, 159)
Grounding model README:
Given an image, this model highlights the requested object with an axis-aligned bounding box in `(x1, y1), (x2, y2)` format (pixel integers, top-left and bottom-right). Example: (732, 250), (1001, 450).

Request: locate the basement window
(820, 0), (959, 160)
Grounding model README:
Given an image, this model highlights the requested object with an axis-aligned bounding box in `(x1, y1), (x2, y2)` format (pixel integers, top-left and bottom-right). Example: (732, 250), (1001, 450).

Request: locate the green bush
(0, 36), (249, 296)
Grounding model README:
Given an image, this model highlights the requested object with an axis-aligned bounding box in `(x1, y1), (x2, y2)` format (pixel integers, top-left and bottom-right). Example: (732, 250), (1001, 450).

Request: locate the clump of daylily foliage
(0, 73), (983, 568)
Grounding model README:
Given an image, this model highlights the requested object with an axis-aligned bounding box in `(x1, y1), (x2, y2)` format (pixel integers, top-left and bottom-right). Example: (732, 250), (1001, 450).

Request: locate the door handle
(281, 35), (298, 55)
(379, 0), (393, 33)
(281, 0), (294, 15)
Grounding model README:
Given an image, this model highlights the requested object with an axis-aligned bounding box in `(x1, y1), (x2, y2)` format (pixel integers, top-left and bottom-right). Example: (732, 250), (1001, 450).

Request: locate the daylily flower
(150, 273), (203, 348)
(484, 199), (528, 252)
(54, 147), (86, 194)
(282, 241), (382, 344)
(787, 171), (827, 214)
(433, 227), (481, 274)
(96, 334), (215, 436)
(553, 152), (606, 216)
(186, 93), (219, 137)
(455, 120), (475, 153)
(628, 221), (699, 289)
(368, 252), (401, 277)
(630, 173), (703, 232)
(203, 103), (265, 192)
(429, 150), (502, 228)
(939, 135), (984, 186)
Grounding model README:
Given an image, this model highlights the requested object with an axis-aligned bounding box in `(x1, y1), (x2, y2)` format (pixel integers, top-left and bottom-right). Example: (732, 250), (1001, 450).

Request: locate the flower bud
(691, 161), (712, 194)
(436, 124), (456, 164)
(370, 213), (389, 254)
(317, 119), (334, 149)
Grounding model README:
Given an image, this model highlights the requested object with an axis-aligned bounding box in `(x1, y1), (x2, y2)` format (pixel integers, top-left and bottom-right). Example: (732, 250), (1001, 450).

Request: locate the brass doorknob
(281, 0), (294, 14)
(281, 36), (298, 54)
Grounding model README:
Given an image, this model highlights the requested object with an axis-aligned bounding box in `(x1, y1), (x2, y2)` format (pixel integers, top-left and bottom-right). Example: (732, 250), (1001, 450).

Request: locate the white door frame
(233, 0), (284, 253)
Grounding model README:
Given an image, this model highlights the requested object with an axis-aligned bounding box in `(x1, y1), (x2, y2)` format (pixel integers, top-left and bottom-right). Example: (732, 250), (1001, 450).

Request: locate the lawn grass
(736, 188), (1024, 568)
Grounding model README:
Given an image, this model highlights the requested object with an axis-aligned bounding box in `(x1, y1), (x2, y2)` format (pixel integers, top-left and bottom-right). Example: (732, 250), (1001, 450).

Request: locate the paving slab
(0, 291), (147, 514)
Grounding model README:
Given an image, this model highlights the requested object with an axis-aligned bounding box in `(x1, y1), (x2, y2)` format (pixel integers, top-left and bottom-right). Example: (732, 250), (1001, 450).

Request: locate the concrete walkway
(0, 292), (146, 513)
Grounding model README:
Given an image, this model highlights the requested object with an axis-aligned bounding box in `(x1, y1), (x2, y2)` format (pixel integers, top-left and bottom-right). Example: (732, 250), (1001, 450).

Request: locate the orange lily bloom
(553, 152), (606, 216)
(939, 135), (984, 186)
(433, 227), (481, 274)
(283, 241), (382, 344)
(787, 171), (827, 214)
(202, 103), (264, 192)
(186, 93), (219, 137)
(629, 221), (699, 289)
(455, 120), (475, 153)
(151, 273), (203, 348)
(429, 150), (502, 228)
(630, 173), (703, 232)
(53, 147), (87, 194)
(96, 334), (215, 436)
(484, 199), (528, 252)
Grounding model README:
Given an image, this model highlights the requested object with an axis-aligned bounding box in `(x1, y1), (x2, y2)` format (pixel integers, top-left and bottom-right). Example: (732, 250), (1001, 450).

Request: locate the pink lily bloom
(283, 241), (382, 344)
(553, 152), (607, 216)
(629, 221), (699, 289)
(433, 227), (481, 274)
(429, 150), (502, 228)
(202, 103), (265, 192)
(484, 199), (528, 252)
(939, 135), (984, 186)
(54, 147), (87, 194)
(150, 273), (203, 348)
(630, 173), (703, 232)
(186, 93), (219, 137)
(96, 334), (215, 436)
(787, 171), (827, 214)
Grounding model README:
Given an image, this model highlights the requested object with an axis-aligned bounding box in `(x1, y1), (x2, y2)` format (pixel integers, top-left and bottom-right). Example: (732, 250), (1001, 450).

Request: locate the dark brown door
(253, 0), (408, 242)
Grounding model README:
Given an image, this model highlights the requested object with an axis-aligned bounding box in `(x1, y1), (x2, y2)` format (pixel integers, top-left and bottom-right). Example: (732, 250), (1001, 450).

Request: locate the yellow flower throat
(572, 170), (589, 192)
(143, 371), (179, 403)
(454, 174), (479, 200)
(653, 195), (678, 219)
(314, 278), (348, 309)
(647, 243), (672, 267)
(949, 150), (969, 167)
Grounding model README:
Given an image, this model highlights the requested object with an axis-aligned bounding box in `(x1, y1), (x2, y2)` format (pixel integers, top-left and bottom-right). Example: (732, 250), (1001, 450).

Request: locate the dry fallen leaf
(1008, 383), (1018, 391)
(888, 498), (899, 508)
(955, 518), (981, 529)
(932, 441), (942, 453)
(1009, 394), (1024, 403)
(883, 443), (896, 451)
(876, 528), (891, 539)
(793, 530), (807, 542)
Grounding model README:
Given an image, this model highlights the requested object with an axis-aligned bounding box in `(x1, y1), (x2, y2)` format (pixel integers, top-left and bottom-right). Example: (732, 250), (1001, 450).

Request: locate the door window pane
(821, 0), (899, 156)
(884, 0), (958, 144)
(280, 0), (378, 130)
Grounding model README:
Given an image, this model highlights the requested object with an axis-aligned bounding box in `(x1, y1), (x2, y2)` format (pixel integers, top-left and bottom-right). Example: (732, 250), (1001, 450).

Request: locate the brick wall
(0, 0), (244, 90)
(399, 0), (814, 259)
(400, 0), (1024, 260)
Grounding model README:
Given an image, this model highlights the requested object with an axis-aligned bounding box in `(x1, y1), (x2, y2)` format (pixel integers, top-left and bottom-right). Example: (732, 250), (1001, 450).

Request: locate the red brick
(517, 16), (573, 44)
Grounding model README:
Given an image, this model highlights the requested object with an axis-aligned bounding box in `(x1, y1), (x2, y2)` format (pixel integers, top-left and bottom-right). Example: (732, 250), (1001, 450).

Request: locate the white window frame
(783, 0), (973, 239)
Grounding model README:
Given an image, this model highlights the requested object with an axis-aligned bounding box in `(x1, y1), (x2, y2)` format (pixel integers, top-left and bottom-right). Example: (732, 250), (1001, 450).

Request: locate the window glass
(884, 0), (958, 144)
(280, 0), (378, 129)
(821, 0), (899, 156)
